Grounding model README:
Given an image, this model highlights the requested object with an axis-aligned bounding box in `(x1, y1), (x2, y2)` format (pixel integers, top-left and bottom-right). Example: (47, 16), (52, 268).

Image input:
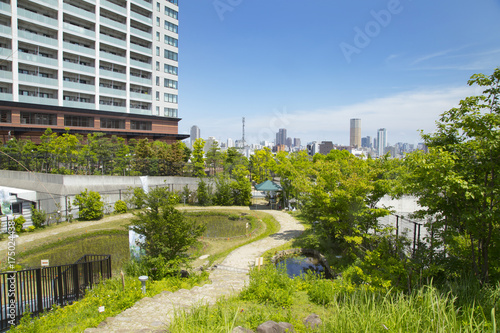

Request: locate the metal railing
(0, 255), (111, 331)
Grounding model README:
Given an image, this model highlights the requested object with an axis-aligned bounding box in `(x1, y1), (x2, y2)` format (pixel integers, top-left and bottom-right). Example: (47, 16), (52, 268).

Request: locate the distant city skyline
(178, 2), (499, 147)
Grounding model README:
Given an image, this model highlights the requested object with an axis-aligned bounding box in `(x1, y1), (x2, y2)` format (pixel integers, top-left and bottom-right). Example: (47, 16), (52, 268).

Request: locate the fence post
(65, 196), (68, 221)
(57, 266), (63, 306)
(36, 268), (43, 315)
(412, 222), (417, 257)
(73, 264), (79, 301)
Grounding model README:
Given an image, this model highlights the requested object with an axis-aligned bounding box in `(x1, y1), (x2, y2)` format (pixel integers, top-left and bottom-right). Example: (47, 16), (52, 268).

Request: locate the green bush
(114, 200), (127, 214)
(128, 187), (147, 209)
(31, 207), (47, 228)
(13, 215), (26, 233)
(73, 189), (104, 221)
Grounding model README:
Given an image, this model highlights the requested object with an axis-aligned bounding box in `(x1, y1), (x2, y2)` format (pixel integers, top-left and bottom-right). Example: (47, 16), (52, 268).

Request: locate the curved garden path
(85, 210), (304, 333)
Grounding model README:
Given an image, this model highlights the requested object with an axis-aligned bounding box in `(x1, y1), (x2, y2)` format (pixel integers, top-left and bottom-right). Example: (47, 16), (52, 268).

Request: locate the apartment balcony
(0, 2), (11, 14)
(130, 59), (151, 70)
(130, 11), (152, 25)
(63, 42), (95, 56)
(18, 30), (58, 48)
(100, 34), (126, 48)
(30, 0), (58, 8)
(99, 86), (125, 97)
(99, 68), (126, 81)
(130, 75), (152, 86)
(18, 73), (58, 87)
(101, 0), (127, 16)
(63, 100), (96, 109)
(17, 8), (58, 27)
(130, 43), (151, 55)
(129, 108), (153, 116)
(0, 70), (12, 81)
(63, 3), (96, 21)
(100, 17), (126, 31)
(130, 0), (152, 10)
(99, 51), (126, 65)
(130, 92), (152, 101)
(19, 95), (59, 106)
(63, 23), (96, 39)
(18, 53), (58, 67)
(0, 25), (12, 37)
(0, 47), (12, 59)
(130, 27), (151, 40)
(0, 92), (13, 101)
(63, 61), (96, 74)
(99, 104), (126, 112)
(63, 81), (96, 92)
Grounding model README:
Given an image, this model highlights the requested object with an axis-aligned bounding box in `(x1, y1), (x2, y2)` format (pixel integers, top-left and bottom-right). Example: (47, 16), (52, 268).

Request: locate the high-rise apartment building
(293, 138), (301, 148)
(350, 118), (361, 148)
(275, 128), (287, 146)
(0, 0), (187, 143)
(377, 128), (387, 157)
(190, 125), (200, 147)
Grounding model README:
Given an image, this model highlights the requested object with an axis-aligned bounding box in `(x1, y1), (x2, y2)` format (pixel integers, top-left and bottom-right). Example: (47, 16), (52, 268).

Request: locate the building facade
(377, 128), (387, 157)
(190, 124), (200, 147)
(350, 118), (361, 148)
(0, 0), (187, 143)
(275, 128), (286, 146)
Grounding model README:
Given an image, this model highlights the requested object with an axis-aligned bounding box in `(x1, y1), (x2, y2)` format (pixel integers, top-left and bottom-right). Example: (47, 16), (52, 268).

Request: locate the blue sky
(177, 0), (500, 146)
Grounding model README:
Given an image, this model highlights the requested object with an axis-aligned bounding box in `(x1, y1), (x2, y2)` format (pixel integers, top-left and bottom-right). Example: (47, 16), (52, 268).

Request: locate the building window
(156, 76), (160, 86)
(164, 93), (177, 104)
(100, 118), (125, 129)
(156, 61), (160, 70)
(130, 120), (152, 131)
(164, 21), (178, 33)
(167, 0), (178, 5)
(64, 115), (94, 127)
(0, 110), (11, 123)
(164, 107), (178, 117)
(164, 50), (178, 61)
(164, 35), (178, 47)
(164, 78), (178, 89)
(156, 17), (160, 26)
(20, 112), (57, 125)
(155, 106), (160, 115)
(12, 202), (22, 214)
(156, 91), (160, 101)
(164, 64), (178, 75)
(156, 46), (160, 56)
(156, 2), (160, 11)
(165, 7), (178, 19)
(156, 31), (160, 41)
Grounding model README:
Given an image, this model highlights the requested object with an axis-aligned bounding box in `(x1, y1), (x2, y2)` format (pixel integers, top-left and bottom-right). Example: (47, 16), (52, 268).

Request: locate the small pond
(277, 255), (328, 278)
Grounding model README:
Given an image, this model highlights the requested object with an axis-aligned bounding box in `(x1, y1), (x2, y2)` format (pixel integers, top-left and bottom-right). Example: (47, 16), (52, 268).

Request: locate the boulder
(304, 313), (322, 329)
(232, 326), (255, 333)
(256, 320), (295, 333)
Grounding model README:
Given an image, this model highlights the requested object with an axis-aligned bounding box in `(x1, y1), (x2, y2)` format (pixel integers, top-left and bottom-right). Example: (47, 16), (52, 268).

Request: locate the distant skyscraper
(276, 128), (287, 146)
(361, 136), (372, 148)
(190, 125), (200, 148)
(377, 128), (387, 156)
(286, 137), (293, 148)
(350, 118), (361, 148)
(293, 138), (301, 147)
(227, 138), (234, 148)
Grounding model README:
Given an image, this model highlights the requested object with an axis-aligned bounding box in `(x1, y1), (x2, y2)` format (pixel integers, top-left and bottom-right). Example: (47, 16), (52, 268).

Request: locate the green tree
(130, 188), (205, 279)
(73, 189), (104, 220)
(231, 165), (252, 206)
(213, 174), (233, 206)
(205, 140), (222, 176)
(197, 178), (212, 206)
(191, 138), (206, 177)
(405, 67), (500, 284)
(249, 147), (275, 183)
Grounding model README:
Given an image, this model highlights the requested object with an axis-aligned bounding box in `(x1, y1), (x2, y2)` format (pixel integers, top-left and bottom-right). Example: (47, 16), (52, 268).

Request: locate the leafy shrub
(26, 226), (36, 232)
(128, 187), (147, 209)
(197, 179), (212, 206)
(239, 265), (295, 308)
(31, 207), (47, 228)
(114, 200), (127, 214)
(13, 215), (26, 233)
(73, 189), (104, 221)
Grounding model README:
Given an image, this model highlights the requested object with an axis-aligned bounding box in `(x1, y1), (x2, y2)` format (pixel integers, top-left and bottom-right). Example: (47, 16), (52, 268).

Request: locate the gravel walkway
(85, 210), (304, 333)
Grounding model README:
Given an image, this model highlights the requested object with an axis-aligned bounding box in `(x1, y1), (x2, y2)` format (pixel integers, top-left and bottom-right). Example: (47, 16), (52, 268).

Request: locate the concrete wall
(0, 170), (209, 222)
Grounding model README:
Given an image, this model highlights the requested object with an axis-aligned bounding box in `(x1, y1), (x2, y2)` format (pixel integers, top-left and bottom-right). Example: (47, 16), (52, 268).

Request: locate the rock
(304, 314), (322, 329)
(180, 269), (189, 278)
(232, 326), (255, 333)
(256, 320), (294, 333)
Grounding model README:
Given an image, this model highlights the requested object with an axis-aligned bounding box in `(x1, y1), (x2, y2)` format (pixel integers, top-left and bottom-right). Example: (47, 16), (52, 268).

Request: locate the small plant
(26, 226), (36, 232)
(114, 200), (128, 214)
(31, 206), (47, 228)
(127, 187), (147, 209)
(73, 189), (104, 221)
(13, 215), (26, 233)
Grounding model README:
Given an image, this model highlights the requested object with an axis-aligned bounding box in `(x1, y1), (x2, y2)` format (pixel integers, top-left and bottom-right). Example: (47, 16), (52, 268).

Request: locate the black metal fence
(0, 255), (111, 331)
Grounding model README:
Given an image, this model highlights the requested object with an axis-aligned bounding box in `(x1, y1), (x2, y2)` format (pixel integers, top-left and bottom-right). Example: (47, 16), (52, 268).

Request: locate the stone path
(85, 210), (304, 333)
